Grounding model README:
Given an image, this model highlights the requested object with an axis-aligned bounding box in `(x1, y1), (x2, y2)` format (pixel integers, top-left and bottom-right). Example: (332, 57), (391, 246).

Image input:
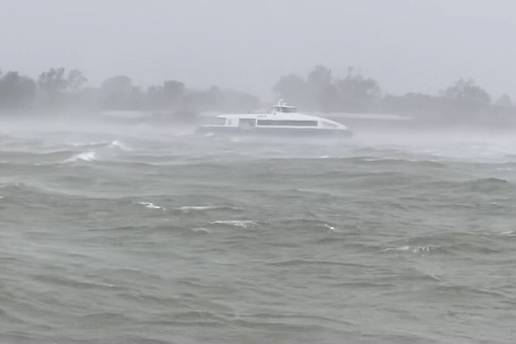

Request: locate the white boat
(198, 101), (352, 138)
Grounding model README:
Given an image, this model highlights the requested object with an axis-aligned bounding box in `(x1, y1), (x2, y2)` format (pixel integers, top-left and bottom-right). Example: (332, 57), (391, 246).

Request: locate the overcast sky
(1, 0), (515, 99)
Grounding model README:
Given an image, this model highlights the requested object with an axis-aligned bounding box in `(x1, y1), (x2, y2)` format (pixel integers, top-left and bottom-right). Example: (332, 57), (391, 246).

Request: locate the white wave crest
(383, 245), (435, 254)
(71, 141), (108, 147)
(322, 223), (343, 233)
(138, 201), (163, 210)
(211, 220), (257, 228)
(64, 151), (97, 163)
(109, 140), (131, 151)
(178, 205), (221, 213)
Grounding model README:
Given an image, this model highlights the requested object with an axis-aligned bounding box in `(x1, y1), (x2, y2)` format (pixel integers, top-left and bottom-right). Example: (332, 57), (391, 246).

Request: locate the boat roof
(216, 112), (348, 129)
(214, 100), (348, 129)
(217, 112), (322, 121)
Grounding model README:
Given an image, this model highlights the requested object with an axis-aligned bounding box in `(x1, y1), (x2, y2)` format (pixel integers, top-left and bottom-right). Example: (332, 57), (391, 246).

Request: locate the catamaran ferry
(198, 101), (352, 138)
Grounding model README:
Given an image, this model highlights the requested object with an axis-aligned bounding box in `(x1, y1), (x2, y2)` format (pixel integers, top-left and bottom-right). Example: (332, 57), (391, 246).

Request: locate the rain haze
(2, 0), (516, 97)
(1, 1), (516, 344)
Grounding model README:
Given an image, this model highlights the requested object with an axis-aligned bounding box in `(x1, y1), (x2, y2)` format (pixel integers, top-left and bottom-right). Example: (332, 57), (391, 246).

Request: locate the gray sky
(1, 0), (515, 99)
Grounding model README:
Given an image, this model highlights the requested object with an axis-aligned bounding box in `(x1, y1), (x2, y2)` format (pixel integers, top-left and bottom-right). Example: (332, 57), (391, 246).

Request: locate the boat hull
(197, 126), (352, 138)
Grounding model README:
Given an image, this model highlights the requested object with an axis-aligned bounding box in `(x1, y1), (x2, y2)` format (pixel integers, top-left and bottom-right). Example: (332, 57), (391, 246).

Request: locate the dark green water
(1, 124), (515, 343)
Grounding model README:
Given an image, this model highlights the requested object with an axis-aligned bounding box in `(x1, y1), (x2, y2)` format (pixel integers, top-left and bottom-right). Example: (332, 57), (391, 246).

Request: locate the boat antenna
(273, 99), (285, 114)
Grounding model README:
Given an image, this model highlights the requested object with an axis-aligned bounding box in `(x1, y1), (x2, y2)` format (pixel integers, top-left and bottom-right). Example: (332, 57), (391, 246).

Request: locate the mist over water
(1, 117), (515, 343)
(4, 0), (516, 341)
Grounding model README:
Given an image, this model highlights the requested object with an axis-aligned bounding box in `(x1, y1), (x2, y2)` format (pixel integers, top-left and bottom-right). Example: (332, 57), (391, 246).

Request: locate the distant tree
(184, 86), (223, 112)
(146, 80), (186, 109)
(37, 67), (88, 106)
(211, 87), (260, 112)
(66, 69), (88, 93)
(443, 78), (491, 105)
(307, 65), (332, 87)
(163, 80), (185, 100)
(496, 94), (513, 107)
(307, 65), (338, 111)
(335, 67), (381, 112)
(273, 65), (381, 112)
(100, 75), (142, 109)
(273, 74), (307, 106)
(0, 71), (36, 108)
(182, 85), (259, 113)
(101, 75), (132, 94)
(38, 67), (67, 98)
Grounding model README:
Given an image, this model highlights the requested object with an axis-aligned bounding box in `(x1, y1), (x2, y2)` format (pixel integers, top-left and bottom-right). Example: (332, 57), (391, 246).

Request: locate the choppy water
(1, 123), (515, 343)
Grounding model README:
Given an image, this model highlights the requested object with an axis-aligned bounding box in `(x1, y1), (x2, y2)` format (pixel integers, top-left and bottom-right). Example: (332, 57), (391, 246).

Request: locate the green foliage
(443, 78), (491, 105)
(273, 65), (381, 112)
(496, 94), (512, 107)
(146, 80), (185, 109)
(0, 71), (36, 108)
(0, 64), (513, 124)
(273, 65), (513, 122)
(37, 67), (88, 106)
(100, 75), (141, 110)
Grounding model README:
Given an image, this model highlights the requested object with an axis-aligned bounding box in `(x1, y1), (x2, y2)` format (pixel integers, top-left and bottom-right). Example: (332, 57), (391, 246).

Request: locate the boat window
(320, 120), (339, 128)
(206, 117), (226, 125)
(238, 118), (256, 128)
(257, 120), (318, 127)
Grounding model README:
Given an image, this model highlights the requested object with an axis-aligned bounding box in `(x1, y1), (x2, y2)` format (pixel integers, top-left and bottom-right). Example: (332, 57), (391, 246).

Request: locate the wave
(422, 177), (515, 195)
(356, 156), (445, 167)
(211, 220), (258, 229)
(0, 182), (67, 197)
(179, 205), (222, 212)
(463, 177), (511, 191)
(32, 273), (119, 291)
(59, 140), (131, 164)
(138, 201), (164, 210)
(177, 205), (240, 213)
(70, 139), (131, 151)
(108, 140), (131, 151)
(267, 259), (368, 268)
(63, 151), (97, 163)
(382, 245), (436, 254)
(190, 227), (211, 234)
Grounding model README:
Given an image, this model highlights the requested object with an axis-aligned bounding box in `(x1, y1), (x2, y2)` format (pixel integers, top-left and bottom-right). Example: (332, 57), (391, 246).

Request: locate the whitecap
(138, 201), (163, 210)
(211, 220), (257, 228)
(383, 245), (434, 254)
(71, 141), (108, 147)
(322, 223), (342, 233)
(109, 140), (131, 151)
(63, 151), (97, 163)
(499, 231), (516, 237)
(383, 245), (411, 252)
(178, 205), (221, 213)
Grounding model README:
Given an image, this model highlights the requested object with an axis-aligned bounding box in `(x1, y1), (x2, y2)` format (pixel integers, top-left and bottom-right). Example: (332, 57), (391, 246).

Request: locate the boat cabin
(201, 100), (351, 135)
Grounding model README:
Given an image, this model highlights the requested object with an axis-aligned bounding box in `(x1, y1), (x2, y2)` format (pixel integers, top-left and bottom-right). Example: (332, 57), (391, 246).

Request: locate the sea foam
(63, 151), (97, 163)
(211, 220), (257, 228)
(138, 201), (164, 210)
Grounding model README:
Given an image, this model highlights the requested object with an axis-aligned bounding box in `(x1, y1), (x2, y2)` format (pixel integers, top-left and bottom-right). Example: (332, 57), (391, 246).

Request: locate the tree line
(0, 67), (260, 117)
(273, 65), (515, 121)
(1, 65), (515, 122)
